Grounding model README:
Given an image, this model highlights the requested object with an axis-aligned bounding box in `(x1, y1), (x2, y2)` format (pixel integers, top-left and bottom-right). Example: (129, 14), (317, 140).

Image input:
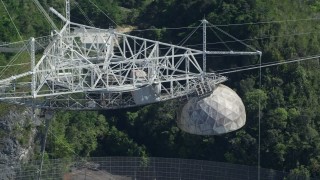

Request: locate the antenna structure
(0, 4), (260, 110)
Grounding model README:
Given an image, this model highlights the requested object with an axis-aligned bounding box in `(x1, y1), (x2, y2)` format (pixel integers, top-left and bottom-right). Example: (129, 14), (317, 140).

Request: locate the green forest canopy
(0, 0), (320, 178)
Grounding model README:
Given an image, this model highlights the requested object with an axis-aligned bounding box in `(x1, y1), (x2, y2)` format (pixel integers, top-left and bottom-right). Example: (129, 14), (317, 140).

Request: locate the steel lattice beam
(0, 15), (262, 110)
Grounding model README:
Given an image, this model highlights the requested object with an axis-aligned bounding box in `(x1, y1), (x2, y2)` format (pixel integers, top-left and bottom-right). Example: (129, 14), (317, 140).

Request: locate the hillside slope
(0, 0), (319, 178)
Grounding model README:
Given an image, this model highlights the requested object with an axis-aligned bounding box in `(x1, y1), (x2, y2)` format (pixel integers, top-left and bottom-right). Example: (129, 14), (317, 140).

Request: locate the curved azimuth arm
(0, 16), (260, 109)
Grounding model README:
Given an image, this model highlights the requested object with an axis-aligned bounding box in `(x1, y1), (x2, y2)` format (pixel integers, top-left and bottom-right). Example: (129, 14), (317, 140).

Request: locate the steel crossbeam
(0, 8), (261, 109)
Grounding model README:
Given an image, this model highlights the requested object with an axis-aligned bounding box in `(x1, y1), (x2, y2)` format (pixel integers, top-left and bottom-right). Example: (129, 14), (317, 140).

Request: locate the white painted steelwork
(0, 6), (260, 110)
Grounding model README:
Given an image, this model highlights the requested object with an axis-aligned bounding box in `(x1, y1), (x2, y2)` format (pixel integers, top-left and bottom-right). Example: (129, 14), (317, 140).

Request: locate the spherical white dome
(177, 84), (246, 135)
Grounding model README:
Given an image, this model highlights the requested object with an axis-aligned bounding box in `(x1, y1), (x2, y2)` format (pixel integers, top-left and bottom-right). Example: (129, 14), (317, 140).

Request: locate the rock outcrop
(0, 107), (41, 179)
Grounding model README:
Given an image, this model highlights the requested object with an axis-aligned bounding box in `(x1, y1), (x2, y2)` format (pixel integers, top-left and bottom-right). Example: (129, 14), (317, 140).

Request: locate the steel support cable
(215, 55), (303, 73)
(0, 14), (314, 46)
(74, 1), (95, 27)
(208, 26), (231, 51)
(216, 56), (311, 74)
(33, 35), (53, 51)
(218, 54), (320, 74)
(130, 17), (320, 32)
(115, 30), (319, 54)
(258, 54), (262, 180)
(32, 0), (58, 30)
(0, 63), (30, 68)
(0, 45), (27, 78)
(1, 22), (317, 50)
(38, 113), (50, 180)
(87, 0), (119, 27)
(128, 23), (200, 50)
(0, 0), (36, 73)
(46, 127), (106, 176)
(188, 31), (320, 47)
(36, 111), (102, 178)
(208, 22), (259, 52)
(0, 0), (24, 41)
(131, 26), (198, 32)
(34, 40), (48, 51)
(0, 43), (27, 68)
(0, 40), (28, 47)
(213, 17), (320, 27)
(0, 35), (51, 47)
(0, 35), (315, 78)
(177, 24), (202, 47)
(0, 27), (316, 51)
(150, 23), (203, 66)
(147, 23), (202, 62)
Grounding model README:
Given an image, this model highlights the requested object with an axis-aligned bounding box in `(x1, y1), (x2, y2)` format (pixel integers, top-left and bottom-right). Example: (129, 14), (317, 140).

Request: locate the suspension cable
(44, 115), (106, 176)
(187, 31), (320, 48)
(130, 17), (320, 32)
(177, 24), (201, 46)
(214, 17), (320, 27)
(131, 26), (197, 32)
(32, 0), (58, 30)
(0, 63), (30, 68)
(209, 22), (258, 52)
(74, 1), (95, 27)
(208, 26), (231, 51)
(87, 0), (118, 27)
(218, 54), (320, 74)
(0, 0), (24, 41)
(0, 44), (27, 78)
(0, 35), (52, 48)
(258, 54), (262, 180)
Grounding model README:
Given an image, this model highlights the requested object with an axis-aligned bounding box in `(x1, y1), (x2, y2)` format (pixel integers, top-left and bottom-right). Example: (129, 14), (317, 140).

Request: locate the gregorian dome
(177, 84), (246, 135)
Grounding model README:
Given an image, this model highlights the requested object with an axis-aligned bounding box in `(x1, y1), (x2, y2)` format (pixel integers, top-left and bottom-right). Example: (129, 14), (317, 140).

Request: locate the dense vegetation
(0, 0), (320, 178)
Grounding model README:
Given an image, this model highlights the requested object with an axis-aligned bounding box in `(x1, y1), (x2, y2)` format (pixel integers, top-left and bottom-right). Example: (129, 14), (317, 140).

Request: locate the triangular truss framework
(0, 9), (260, 110)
